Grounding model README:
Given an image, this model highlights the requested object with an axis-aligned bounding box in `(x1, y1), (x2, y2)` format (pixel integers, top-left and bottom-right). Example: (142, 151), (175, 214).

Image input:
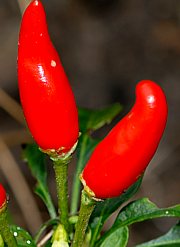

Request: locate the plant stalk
(0, 206), (17, 247)
(71, 134), (88, 215)
(53, 157), (71, 234)
(72, 190), (96, 247)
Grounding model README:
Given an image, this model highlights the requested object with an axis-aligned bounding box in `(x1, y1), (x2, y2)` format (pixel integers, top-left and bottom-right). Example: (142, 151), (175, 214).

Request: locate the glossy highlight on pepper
(82, 80), (168, 199)
(18, 0), (79, 153)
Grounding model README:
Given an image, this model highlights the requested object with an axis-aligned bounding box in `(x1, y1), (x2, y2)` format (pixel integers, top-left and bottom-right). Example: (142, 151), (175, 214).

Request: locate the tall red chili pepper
(18, 0), (79, 154)
(81, 80), (168, 199)
(0, 184), (6, 209)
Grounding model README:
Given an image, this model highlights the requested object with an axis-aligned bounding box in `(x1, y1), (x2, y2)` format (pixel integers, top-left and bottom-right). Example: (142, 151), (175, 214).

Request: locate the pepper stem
(0, 205), (17, 247)
(72, 190), (96, 247)
(53, 156), (71, 234)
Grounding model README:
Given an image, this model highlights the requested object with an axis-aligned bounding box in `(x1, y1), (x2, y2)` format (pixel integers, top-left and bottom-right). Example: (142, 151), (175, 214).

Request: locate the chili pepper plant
(0, 0), (180, 246)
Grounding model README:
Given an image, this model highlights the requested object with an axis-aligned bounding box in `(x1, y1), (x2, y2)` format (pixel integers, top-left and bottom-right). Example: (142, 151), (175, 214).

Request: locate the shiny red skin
(18, 0), (79, 152)
(82, 80), (168, 199)
(0, 184), (6, 209)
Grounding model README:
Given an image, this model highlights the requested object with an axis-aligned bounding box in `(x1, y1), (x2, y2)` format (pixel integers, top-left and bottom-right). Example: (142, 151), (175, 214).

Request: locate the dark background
(0, 0), (179, 246)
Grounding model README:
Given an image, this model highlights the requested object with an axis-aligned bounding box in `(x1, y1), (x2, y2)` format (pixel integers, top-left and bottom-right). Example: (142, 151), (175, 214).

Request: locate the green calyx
(81, 190), (96, 207)
(40, 139), (78, 161)
(80, 174), (103, 202)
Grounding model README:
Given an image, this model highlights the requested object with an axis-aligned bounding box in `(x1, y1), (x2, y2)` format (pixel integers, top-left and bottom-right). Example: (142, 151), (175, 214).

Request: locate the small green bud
(52, 224), (69, 247)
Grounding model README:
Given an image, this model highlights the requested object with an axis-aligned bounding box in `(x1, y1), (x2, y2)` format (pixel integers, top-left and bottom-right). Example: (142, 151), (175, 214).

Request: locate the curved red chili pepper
(18, 0), (79, 154)
(81, 80), (168, 199)
(0, 184), (6, 209)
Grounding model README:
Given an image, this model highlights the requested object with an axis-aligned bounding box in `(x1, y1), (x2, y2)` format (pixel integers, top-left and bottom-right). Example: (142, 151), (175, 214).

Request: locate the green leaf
(22, 143), (56, 219)
(78, 103), (122, 133)
(0, 234), (4, 247)
(10, 226), (35, 247)
(70, 134), (99, 214)
(98, 226), (129, 247)
(115, 198), (180, 226)
(136, 221), (180, 247)
(97, 198), (180, 246)
(89, 176), (143, 247)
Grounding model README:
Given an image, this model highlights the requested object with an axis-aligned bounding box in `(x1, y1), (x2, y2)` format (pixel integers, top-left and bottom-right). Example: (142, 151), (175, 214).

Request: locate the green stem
(0, 206), (17, 247)
(53, 157), (71, 234)
(72, 190), (96, 247)
(71, 135), (89, 215)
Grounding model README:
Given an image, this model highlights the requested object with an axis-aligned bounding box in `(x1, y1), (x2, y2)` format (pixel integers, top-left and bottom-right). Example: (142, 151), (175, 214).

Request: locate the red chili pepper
(81, 80), (168, 199)
(0, 184), (6, 209)
(18, 0), (79, 154)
